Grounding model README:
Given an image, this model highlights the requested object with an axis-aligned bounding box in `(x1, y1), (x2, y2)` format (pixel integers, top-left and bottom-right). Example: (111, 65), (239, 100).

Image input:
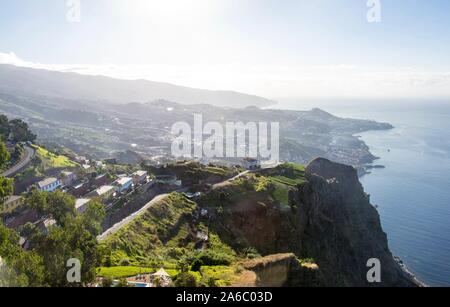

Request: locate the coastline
(356, 128), (427, 287)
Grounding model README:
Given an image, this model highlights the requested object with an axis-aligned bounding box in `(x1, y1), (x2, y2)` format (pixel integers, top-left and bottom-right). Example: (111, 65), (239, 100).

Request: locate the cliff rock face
(295, 158), (416, 286)
(211, 158), (417, 286)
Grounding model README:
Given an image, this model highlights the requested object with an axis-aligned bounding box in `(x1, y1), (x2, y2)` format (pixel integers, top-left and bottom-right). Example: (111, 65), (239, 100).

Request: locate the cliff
(296, 158), (416, 286)
(101, 160), (418, 287)
(206, 159), (417, 286)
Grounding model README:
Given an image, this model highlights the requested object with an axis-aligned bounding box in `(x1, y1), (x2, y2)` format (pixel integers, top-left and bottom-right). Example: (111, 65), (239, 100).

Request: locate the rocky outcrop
(234, 253), (321, 287)
(211, 158), (418, 287)
(294, 158), (417, 286)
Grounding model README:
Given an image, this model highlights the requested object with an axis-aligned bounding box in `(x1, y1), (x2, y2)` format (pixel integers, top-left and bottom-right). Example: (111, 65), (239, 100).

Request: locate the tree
(174, 258), (198, 287)
(28, 190), (76, 227)
(0, 140), (13, 209)
(0, 114), (9, 140)
(0, 142), (10, 167)
(81, 201), (106, 236)
(174, 271), (197, 287)
(0, 222), (45, 287)
(0, 177), (13, 206)
(101, 277), (113, 288)
(9, 119), (36, 143)
(24, 190), (105, 286)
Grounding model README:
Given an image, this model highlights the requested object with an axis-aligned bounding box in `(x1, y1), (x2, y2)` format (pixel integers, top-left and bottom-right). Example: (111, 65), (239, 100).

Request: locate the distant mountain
(0, 64), (275, 108)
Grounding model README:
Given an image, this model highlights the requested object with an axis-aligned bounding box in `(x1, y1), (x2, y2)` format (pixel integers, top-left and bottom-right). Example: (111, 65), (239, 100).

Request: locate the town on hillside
(0, 116), (262, 287)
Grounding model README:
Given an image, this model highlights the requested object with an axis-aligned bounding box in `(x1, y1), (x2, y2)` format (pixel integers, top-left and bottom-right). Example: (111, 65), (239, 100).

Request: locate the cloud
(1, 52), (450, 99)
(0, 52), (30, 67)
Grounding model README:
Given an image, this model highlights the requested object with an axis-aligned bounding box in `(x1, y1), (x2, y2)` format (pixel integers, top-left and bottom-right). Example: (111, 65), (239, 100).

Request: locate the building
(61, 171), (77, 187)
(82, 164), (93, 171)
(70, 182), (90, 198)
(1, 195), (23, 213)
(132, 171), (148, 185)
(5, 209), (40, 229)
(75, 198), (91, 213)
(242, 158), (261, 170)
(37, 177), (62, 192)
(74, 155), (89, 164)
(151, 268), (172, 287)
(87, 185), (115, 201)
(93, 173), (109, 187)
(114, 177), (133, 193)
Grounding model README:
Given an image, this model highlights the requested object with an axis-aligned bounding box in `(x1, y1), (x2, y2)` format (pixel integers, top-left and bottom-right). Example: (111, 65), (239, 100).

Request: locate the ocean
(274, 100), (450, 286)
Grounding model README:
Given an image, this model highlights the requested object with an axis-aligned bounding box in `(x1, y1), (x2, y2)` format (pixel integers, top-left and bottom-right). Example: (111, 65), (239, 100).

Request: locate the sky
(0, 0), (450, 100)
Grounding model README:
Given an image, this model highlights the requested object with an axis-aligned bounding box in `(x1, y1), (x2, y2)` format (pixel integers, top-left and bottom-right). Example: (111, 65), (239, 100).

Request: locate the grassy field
(268, 163), (307, 187)
(97, 265), (234, 286)
(200, 266), (237, 286)
(34, 145), (78, 169)
(97, 266), (180, 279)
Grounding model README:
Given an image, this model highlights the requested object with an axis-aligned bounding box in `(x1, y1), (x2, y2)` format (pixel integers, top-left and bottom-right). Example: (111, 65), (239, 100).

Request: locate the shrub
(174, 271), (198, 287)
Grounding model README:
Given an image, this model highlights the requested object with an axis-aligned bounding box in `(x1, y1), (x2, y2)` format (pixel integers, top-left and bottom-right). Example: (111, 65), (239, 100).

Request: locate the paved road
(97, 168), (272, 242)
(97, 193), (170, 242)
(1, 145), (35, 178)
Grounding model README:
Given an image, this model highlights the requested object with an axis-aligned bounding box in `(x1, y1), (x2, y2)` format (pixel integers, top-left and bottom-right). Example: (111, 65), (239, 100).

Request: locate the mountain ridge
(0, 64), (275, 108)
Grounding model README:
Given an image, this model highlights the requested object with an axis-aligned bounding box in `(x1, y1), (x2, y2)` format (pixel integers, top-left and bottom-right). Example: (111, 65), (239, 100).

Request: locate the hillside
(0, 64), (275, 108)
(100, 160), (417, 287)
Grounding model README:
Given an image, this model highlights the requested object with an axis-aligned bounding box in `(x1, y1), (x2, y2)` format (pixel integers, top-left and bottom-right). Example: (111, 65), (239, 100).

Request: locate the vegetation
(145, 161), (238, 186)
(102, 193), (199, 266)
(1, 187), (106, 287)
(267, 163), (307, 187)
(34, 145), (78, 169)
(199, 266), (236, 287)
(97, 266), (177, 279)
(0, 140), (13, 212)
(0, 114), (36, 143)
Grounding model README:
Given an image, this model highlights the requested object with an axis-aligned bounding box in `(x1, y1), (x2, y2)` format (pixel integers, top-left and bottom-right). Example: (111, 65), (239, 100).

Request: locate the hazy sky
(1, 0), (450, 100)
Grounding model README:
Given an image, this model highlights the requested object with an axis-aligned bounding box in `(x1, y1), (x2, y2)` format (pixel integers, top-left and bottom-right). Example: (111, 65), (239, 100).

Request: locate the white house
(114, 177), (133, 193)
(37, 178), (62, 192)
(132, 171), (148, 185)
(75, 198), (91, 213)
(88, 185), (115, 200)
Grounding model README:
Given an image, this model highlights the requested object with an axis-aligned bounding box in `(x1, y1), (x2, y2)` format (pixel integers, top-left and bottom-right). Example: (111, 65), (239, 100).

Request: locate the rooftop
(93, 185), (115, 196)
(38, 177), (59, 188)
(133, 171), (147, 177)
(75, 198), (91, 209)
(115, 177), (133, 186)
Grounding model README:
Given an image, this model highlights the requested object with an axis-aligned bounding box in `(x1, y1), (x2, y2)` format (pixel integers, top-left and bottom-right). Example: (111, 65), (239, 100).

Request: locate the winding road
(97, 169), (268, 242)
(1, 145), (35, 178)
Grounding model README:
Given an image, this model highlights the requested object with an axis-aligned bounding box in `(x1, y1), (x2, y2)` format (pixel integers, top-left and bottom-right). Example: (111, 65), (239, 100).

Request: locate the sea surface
(274, 100), (450, 286)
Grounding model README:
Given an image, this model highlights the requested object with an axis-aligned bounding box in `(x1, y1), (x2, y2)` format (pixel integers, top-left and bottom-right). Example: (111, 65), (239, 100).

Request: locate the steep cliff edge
(206, 159), (418, 286)
(296, 158), (416, 286)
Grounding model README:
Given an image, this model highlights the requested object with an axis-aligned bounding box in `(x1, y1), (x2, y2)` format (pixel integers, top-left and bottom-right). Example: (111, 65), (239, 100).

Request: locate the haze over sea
(273, 100), (450, 286)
